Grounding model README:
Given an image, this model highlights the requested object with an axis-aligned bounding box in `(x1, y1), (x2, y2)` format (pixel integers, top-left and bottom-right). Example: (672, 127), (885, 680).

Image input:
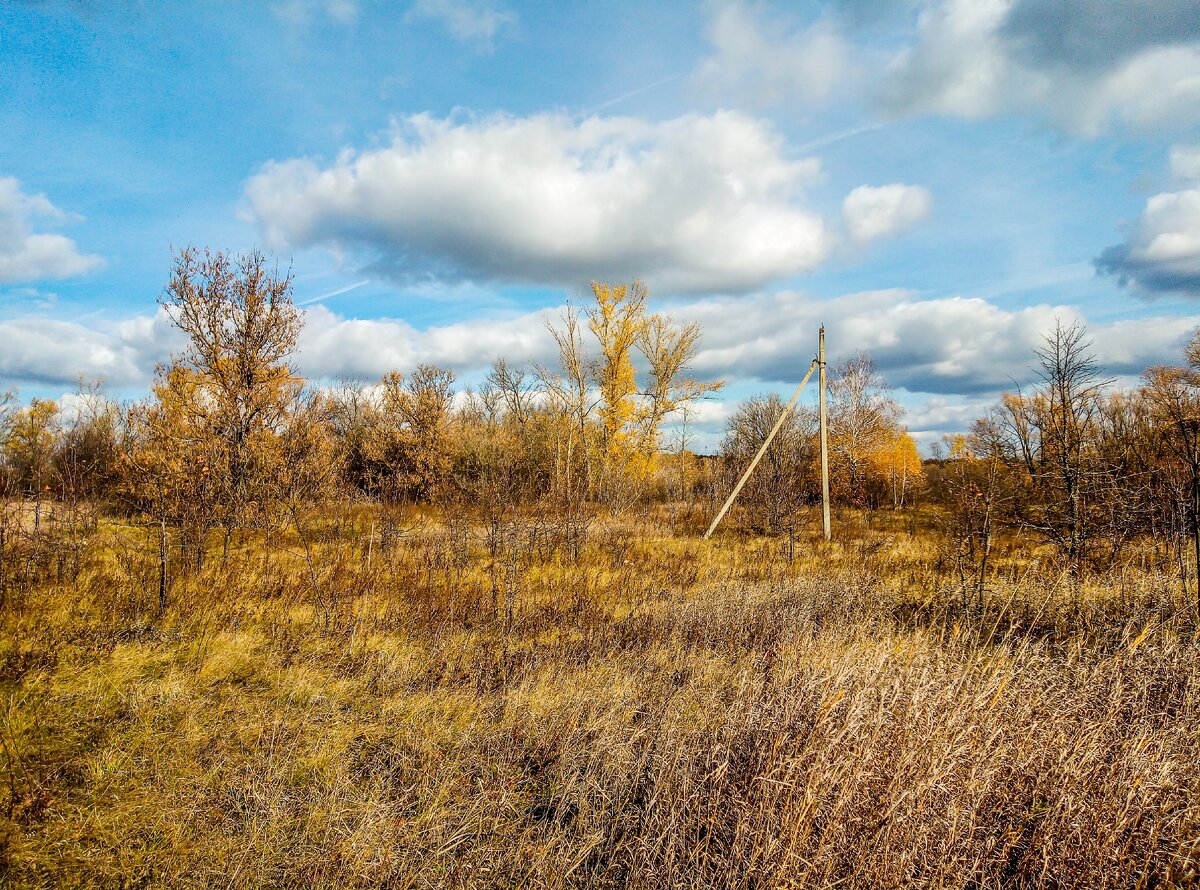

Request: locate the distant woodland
(3, 247), (1198, 606)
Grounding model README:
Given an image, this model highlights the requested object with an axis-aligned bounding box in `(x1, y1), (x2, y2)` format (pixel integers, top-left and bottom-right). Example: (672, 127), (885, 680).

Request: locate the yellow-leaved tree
(4, 398), (59, 531)
(124, 364), (226, 571)
(132, 246), (303, 554)
(874, 429), (924, 509)
(588, 281), (649, 497)
(545, 280), (722, 505)
(5, 398), (59, 496)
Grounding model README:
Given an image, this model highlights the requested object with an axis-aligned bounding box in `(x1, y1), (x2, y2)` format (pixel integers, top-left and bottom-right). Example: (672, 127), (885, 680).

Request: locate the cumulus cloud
(702, 0), (1200, 134)
(0, 311), (179, 387)
(407, 0), (516, 47)
(243, 111), (831, 294)
(288, 291), (1199, 401)
(881, 0), (1018, 120)
(0, 177), (102, 284)
(1171, 144), (1200, 182)
(841, 183), (932, 243)
(3, 287), (1194, 456)
(902, 395), (996, 441)
(881, 0), (1200, 134)
(1082, 46), (1200, 133)
(688, 290), (1051, 394)
(1096, 188), (1200, 296)
(681, 289), (1199, 395)
(693, 2), (855, 105)
(296, 304), (559, 381)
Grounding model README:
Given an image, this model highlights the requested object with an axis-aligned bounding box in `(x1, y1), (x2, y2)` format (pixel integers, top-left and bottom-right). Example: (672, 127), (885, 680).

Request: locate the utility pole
(819, 325), (831, 541)
(703, 358), (819, 540)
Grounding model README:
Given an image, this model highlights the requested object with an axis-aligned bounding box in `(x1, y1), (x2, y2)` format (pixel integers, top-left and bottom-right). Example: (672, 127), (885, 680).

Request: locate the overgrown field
(1, 506), (1198, 888)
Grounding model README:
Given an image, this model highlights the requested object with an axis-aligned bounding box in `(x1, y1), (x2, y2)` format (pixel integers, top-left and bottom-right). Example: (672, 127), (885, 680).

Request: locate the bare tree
(1144, 329), (1200, 615)
(1001, 321), (1108, 575)
(635, 312), (723, 456)
(55, 379), (121, 502)
(486, 359), (536, 426)
(827, 355), (902, 508)
(327, 380), (378, 495)
(937, 418), (1012, 608)
(721, 394), (817, 534)
(536, 305), (596, 505)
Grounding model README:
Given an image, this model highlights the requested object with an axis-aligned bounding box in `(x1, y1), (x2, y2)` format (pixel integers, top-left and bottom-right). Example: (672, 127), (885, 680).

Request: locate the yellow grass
(0, 505), (1197, 888)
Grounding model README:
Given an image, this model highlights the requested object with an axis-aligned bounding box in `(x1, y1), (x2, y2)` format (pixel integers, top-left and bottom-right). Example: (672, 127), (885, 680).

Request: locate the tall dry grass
(0, 505), (1197, 888)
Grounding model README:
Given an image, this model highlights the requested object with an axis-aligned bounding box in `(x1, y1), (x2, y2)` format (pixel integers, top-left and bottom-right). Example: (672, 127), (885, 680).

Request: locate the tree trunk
(1191, 467), (1200, 619)
(158, 515), (168, 614)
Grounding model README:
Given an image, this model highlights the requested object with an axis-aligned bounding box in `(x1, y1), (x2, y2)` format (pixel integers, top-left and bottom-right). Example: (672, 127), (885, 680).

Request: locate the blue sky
(2, 0), (1200, 449)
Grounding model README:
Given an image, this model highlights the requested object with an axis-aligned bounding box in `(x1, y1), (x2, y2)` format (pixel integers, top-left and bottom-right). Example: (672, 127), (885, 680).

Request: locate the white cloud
(685, 290), (1055, 393)
(0, 311), (179, 386)
(1097, 188), (1200, 295)
(1088, 314), (1200, 370)
(842, 183), (932, 243)
(1077, 45), (1200, 134)
(56, 389), (120, 426)
(697, 1), (1200, 135)
(294, 292), (1041, 397)
(296, 304), (559, 380)
(0, 177), (102, 284)
(882, 0), (1020, 120)
(287, 290), (1197, 402)
(407, 0), (516, 47)
(693, 2), (855, 105)
(1171, 144), (1200, 183)
(680, 289), (1198, 395)
(880, 0), (1200, 135)
(4, 291), (1193, 441)
(243, 111), (831, 294)
(903, 395), (995, 437)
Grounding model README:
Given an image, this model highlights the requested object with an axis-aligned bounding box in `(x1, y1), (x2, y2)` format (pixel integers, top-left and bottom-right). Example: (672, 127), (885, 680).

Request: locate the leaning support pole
(819, 325), (831, 541)
(703, 358), (819, 540)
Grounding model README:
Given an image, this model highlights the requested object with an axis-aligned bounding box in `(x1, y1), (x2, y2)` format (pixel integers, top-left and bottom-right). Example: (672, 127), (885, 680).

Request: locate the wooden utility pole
(819, 325), (831, 541)
(703, 358), (819, 540)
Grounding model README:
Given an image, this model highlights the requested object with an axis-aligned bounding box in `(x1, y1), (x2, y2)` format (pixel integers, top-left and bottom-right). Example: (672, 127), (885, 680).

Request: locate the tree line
(2, 247), (1198, 605)
(929, 321), (1200, 610)
(1, 250), (728, 571)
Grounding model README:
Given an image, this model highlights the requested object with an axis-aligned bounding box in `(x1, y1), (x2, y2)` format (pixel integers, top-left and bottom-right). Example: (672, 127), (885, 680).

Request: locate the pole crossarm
(703, 358), (819, 540)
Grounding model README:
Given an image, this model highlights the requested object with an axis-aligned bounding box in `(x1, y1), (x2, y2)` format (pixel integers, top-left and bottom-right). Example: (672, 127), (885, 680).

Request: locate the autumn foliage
(1, 250), (1199, 600)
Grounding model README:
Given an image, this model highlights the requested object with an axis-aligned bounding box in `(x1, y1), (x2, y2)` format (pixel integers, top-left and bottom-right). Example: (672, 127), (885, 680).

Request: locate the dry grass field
(1, 504), (1197, 888)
